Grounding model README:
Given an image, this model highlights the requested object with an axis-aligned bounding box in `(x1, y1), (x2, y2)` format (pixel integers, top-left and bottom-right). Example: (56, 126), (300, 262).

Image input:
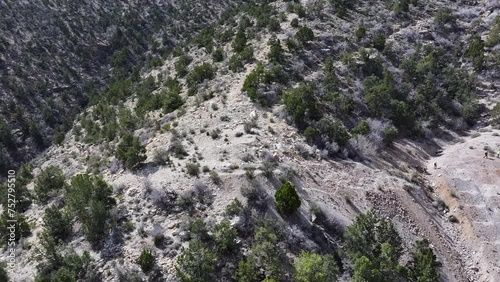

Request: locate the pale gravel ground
(426, 129), (500, 282)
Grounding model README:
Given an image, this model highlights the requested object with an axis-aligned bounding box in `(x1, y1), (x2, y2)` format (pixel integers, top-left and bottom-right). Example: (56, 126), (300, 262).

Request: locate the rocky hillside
(1, 0), (500, 281)
(0, 0), (247, 174)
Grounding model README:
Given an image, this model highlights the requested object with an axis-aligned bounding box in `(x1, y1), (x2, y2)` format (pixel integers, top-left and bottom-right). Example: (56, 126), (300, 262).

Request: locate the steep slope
(1, 0), (500, 281)
(0, 0), (247, 175)
(425, 130), (500, 281)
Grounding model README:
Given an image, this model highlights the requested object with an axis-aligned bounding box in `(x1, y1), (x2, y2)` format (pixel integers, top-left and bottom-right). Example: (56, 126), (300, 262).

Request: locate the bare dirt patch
(426, 129), (500, 282)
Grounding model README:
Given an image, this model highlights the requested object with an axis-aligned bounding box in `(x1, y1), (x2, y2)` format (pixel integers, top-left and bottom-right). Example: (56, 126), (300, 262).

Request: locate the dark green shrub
(434, 8), (456, 27)
(268, 18), (281, 32)
(172, 46), (183, 57)
(363, 73), (396, 117)
(54, 130), (66, 145)
(317, 120), (350, 147)
(352, 120), (371, 136)
(330, 0), (355, 16)
(28, 120), (44, 147)
(323, 57), (338, 91)
(274, 181), (301, 215)
(351, 244), (404, 282)
(229, 54), (244, 72)
(0, 152), (11, 177)
(187, 63), (216, 87)
(0, 169), (32, 212)
(392, 101), (416, 131)
(212, 219), (237, 253)
(294, 251), (339, 282)
(212, 48), (224, 62)
(137, 249), (155, 272)
(43, 206), (73, 242)
(296, 4), (306, 18)
(383, 127), (399, 145)
(17, 163), (33, 183)
(407, 239), (442, 282)
(282, 82), (320, 125)
(250, 226), (285, 279)
(486, 16), (500, 47)
(242, 63), (265, 101)
(303, 126), (319, 143)
(0, 263), (8, 282)
(0, 211), (31, 245)
(193, 26), (214, 53)
(34, 166), (65, 203)
(240, 46), (254, 61)
(232, 27), (247, 53)
(229, 47), (254, 72)
(296, 26), (314, 44)
(175, 54), (192, 77)
(162, 88), (184, 114)
(34, 246), (95, 282)
(268, 37), (285, 64)
(186, 163), (200, 177)
(355, 25), (366, 40)
(235, 258), (258, 282)
(239, 16), (253, 30)
(190, 219), (210, 241)
(343, 210), (402, 262)
(392, 0), (410, 14)
(466, 37), (485, 69)
(67, 174), (115, 244)
(225, 198), (243, 216)
(373, 33), (386, 51)
(176, 240), (217, 282)
(290, 18), (299, 28)
(118, 107), (139, 131)
(116, 134), (146, 169)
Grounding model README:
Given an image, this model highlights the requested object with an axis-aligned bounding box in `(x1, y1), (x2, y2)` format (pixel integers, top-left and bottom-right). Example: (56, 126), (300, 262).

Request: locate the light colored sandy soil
(426, 129), (500, 282)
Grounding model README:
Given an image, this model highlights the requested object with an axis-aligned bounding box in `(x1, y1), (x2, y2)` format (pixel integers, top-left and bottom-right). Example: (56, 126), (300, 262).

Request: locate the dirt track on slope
(426, 130), (500, 282)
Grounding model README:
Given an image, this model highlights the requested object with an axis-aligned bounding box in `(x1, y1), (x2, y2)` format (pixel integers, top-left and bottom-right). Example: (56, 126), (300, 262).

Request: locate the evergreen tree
(232, 27), (247, 53)
(408, 239), (442, 282)
(268, 37), (284, 64)
(67, 174), (115, 244)
(176, 240), (217, 282)
(116, 134), (146, 169)
(343, 210), (402, 262)
(294, 251), (339, 282)
(274, 181), (301, 215)
(34, 166), (65, 203)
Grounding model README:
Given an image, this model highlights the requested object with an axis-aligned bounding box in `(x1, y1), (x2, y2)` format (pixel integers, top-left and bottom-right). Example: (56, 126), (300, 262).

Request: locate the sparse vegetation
(209, 171), (222, 185)
(1, 0), (492, 280)
(153, 148), (171, 166)
(186, 163), (200, 177)
(137, 248), (155, 272)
